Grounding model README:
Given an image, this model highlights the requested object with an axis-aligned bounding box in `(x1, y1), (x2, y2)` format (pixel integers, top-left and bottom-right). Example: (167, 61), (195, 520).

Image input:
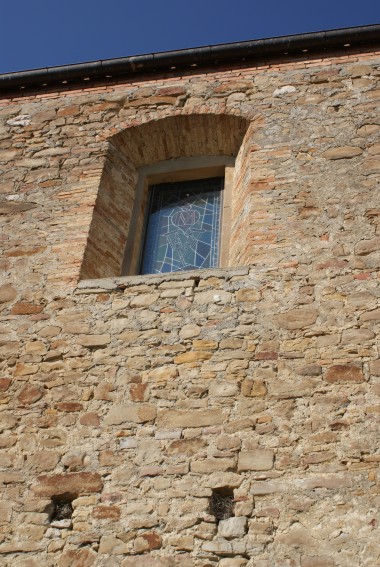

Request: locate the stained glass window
(140, 177), (223, 275)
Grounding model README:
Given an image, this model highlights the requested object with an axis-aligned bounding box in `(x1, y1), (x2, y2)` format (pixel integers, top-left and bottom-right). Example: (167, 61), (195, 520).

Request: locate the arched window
(80, 114), (250, 280)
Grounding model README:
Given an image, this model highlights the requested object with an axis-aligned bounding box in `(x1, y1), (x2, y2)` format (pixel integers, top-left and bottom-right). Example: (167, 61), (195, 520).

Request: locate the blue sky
(1, 0), (379, 74)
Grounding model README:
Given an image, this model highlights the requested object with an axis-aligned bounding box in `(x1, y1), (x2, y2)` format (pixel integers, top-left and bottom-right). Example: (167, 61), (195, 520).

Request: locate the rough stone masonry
(0, 26), (380, 567)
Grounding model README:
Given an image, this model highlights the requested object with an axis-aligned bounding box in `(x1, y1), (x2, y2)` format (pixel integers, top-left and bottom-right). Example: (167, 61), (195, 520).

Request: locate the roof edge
(1, 24), (380, 94)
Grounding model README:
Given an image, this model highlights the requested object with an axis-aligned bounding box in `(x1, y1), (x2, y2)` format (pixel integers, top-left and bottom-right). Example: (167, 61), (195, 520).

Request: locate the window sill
(75, 266), (249, 294)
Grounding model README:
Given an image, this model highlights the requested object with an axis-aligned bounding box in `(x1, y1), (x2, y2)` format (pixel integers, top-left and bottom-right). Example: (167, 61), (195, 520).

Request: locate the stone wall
(0, 46), (380, 566)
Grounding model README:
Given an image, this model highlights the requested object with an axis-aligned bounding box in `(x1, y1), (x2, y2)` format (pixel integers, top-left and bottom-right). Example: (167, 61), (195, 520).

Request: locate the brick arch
(80, 113), (252, 280)
(112, 113), (250, 168)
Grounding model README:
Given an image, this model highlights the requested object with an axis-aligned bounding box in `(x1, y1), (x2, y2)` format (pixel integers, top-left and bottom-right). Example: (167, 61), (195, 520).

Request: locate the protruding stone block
(238, 450), (274, 471)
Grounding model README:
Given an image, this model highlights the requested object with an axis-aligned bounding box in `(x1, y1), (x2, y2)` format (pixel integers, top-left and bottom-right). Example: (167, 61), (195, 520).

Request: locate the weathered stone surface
(0, 284), (16, 303)
(77, 334), (111, 347)
(360, 308), (380, 321)
(322, 146), (362, 159)
(355, 237), (380, 255)
(191, 458), (235, 473)
(0, 541), (44, 553)
(174, 351), (213, 363)
(218, 516), (247, 538)
(57, 548), (97, 567)
(130, 293), (160, 307)
(157, 408), (225, 428)
(134, 531), (162, 552)
(17, 385), (44, 405)
(121, 558), (176, 567)
(276, 524), (316, 547)
(166, 438), (206, 455)
(369, 360), (380, 376)
(93, 505), (121, 520)
(276, 309), (318, 330)
(29, 451), (60, 472)
(0, 201), (37, 214)
(236, 288), (260, 302)
(238, 450), (274, 471)
(301, 556), (334, 567)
(143, 365), (178, 382)
(32, 472), (103, 496)
(179, 324), (201, 339)
(324, 365), (364, 383)
(11, 302), (43, 315)
(104, 404), (157, 425)
(341, 328), (375, 343)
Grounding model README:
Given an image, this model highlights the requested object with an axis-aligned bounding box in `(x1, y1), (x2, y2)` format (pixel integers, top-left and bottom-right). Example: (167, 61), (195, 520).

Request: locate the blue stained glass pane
(140, 177), (223, 275)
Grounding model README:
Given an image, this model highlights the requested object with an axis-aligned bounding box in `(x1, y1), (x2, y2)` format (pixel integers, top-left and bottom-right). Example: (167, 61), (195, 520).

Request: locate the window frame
(121, 156), (235, 276)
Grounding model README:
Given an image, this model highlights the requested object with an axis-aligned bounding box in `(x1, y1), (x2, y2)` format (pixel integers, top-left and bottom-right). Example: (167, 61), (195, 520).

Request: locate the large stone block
(32, 472), (103, 497)
(104, 404), (157, 425)
(276, 309), (318, 330)
(324, 365), (364, 383)
(238, 450), (274, 471)
(157, 408), (226, 428)
(218, 516), (247, 538)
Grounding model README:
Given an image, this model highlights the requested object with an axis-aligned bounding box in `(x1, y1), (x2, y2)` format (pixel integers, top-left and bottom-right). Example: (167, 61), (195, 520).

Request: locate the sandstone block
(209, 382), (239, 397)
(0, 284), (16, 303)
(121, 558), (176, 567)
(194, 290), (232, 304)
(370, 360), (380, 376)
(0, 472), (23, 483)
(93, 505), (121, 520)
(322, 146), (362, 159)
(17, 385), (44, 405)
(14, 362), (39, 376)
(218, 516), (247, 538)
(360, 308), (380, 321)
(29, 451), (60, 472)
(157, 408), (225, 428)
(236, 288), (260, 302)
(56, 402), (83, 412)
(143, 365), (178, 382)
(104, 403), (157, 425)
(174, 350), (212, 363)
(134, 531), (161, 552)
(0, 378), (11, 392)
(166, 438), (206, 455)
(32, 472), (103, 497)
(130, 293), (160, 307)
(179, 324), (201, 338)
(219, 559), (247, 567)
(98, 535), (129, 554)
(204, 472), (243, 488)
(341, 328), (375, 343)
(241, 378), (267, 397)
(238, 450), (274, 471)
(325, 365), (364, 383)
(355, 237), (380, 255)
(57, 548), (97, 567)
(0, 541), (43, 553)
(358, 158), (380, 173)
(11, 302), (43, 315)
(77, 334), (111, 347)
(191, 458), (235, 473)
(79, 412), (100, 426)
(0, 341), (19, 359)
(299, 474), (352, 489)
(130, 383), (149, 401)
(276, 308), (318, 330)
(276, 524), (316, 547)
